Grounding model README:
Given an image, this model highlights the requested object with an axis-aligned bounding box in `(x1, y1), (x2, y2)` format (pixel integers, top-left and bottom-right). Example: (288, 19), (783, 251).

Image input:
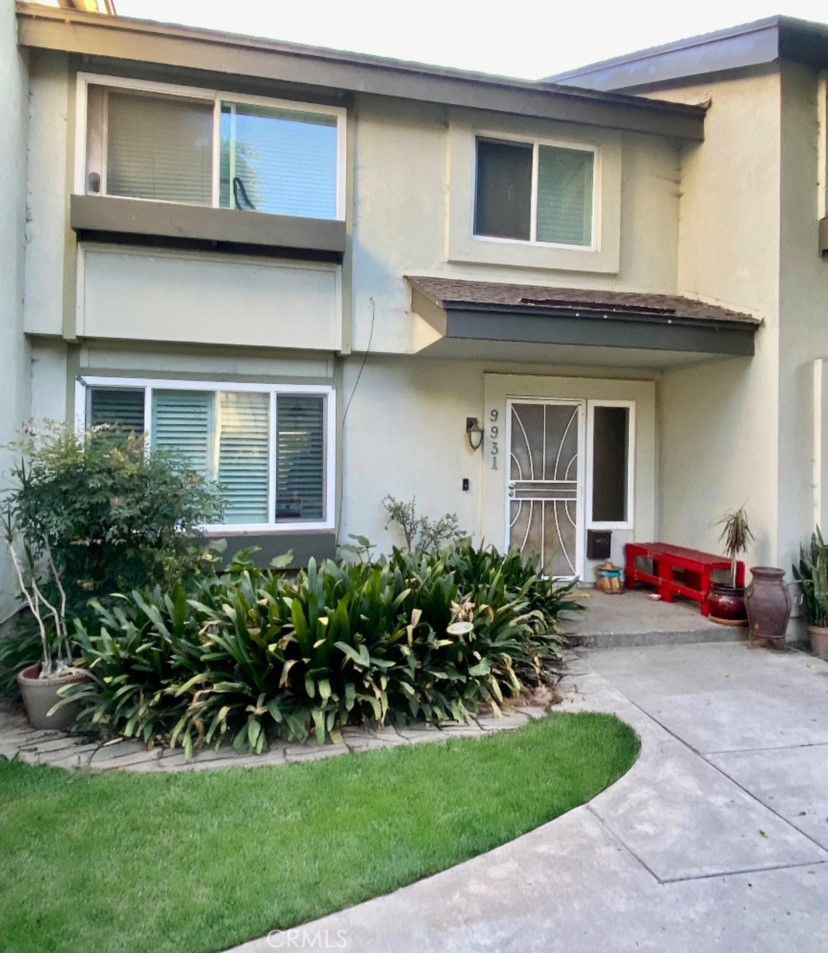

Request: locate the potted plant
(2, 506), (86, 730)
(707, 506), (753, 625)
(792, 528), (828, 660)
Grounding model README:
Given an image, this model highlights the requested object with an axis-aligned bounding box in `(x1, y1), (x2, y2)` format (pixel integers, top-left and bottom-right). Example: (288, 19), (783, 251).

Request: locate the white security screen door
(507, 399), (584, 578)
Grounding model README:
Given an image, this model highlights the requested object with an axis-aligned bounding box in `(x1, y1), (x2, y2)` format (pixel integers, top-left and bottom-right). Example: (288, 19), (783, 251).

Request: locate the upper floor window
(79, 74), (345, 220)
(474, 137), (595, 247)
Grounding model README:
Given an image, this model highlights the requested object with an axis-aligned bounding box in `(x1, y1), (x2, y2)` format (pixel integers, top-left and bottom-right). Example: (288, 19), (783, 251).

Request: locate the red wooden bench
(624, 542), (745, 616)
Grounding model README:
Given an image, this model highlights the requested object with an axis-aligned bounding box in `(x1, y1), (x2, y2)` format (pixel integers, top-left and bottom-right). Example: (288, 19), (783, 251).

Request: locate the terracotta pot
(808, 625), (828, 660)
(745, 567), (792, 643)
(707, 583), (748, 626)
(17, 663), (88, 731)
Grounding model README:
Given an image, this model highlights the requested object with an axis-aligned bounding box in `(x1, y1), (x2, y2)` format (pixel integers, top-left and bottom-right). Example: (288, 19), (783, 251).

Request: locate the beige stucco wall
(339, 356), (658, 573)
(77, 245), (342, 351)
(350, 94), (683, 353)
(777, 62), (828, 572)
(0, 5), (30, 620)
(23, 51), (72, 339)
(655, 69), (782, 568)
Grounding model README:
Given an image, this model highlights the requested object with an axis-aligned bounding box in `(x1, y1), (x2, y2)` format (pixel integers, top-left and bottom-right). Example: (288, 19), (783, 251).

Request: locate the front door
(507, 399), (584, 577)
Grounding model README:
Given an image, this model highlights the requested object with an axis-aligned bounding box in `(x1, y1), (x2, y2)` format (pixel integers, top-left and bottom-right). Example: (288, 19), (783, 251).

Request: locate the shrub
(2, 422), (224, 624)
(67, 542), (582, 756)
(382, 495), (466, 552)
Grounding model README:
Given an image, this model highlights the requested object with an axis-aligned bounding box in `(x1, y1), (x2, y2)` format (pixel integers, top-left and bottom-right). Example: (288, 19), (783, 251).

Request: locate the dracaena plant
(716, 505), (754, 587)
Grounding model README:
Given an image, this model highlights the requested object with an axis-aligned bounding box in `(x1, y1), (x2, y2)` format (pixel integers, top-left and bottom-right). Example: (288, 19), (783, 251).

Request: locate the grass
(0, 712), (638, 953)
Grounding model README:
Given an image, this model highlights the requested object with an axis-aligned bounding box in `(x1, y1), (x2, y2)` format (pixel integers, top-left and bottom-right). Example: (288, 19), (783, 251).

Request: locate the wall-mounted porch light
(465, 417), (484, 452)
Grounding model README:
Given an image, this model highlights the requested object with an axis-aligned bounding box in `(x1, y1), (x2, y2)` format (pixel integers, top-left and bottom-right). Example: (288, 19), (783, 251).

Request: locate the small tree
(3, 423), (224, 627)
(716, 505), (754, 587)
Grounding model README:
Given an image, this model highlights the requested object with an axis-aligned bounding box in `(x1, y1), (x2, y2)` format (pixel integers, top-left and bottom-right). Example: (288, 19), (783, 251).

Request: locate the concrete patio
(232, 641), (828, 953)
(562, 587), (807, 649)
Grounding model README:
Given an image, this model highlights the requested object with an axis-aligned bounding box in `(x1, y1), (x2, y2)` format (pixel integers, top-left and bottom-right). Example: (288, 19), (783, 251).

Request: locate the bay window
(80, 378), (335, 531)
(79, 74), (344, 221)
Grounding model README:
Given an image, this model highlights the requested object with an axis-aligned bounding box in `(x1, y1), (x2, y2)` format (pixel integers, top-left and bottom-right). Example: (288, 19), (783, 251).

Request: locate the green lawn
(0, 712), (638, 953)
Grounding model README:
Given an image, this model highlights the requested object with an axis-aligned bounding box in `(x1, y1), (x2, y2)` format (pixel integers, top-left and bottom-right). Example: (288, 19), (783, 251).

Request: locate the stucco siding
(657, 70), (782, 567)
(0, 4), (30, 619)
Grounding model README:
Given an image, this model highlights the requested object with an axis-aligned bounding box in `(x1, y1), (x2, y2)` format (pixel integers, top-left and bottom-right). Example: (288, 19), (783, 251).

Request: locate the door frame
(480, 373), (656, 581)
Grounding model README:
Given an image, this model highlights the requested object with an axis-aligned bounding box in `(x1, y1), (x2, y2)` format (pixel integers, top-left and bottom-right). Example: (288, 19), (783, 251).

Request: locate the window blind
(537, 146), (594, 246)
(220, 103), (338, 219)
(88, 388), (146, 434)
(474, 139), (532, 240)
(276, 395), (325, 522)
(106, 91), (213, 205)
(217, 391), (270, 524)
(151, 390), (213, 475)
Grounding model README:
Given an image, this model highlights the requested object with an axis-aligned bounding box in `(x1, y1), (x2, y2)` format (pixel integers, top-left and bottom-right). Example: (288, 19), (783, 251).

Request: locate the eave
(408, 277), (759, 361)
(16, 2), (706, 140)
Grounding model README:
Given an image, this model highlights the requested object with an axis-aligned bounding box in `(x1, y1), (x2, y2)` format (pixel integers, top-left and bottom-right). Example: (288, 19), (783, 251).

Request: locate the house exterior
(551, 16), (828, 609)
(4, 4), (824, 633)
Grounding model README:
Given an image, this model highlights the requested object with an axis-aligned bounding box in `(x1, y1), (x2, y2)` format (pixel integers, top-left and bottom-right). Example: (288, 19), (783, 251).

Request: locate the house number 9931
(489, 409), (499, 470)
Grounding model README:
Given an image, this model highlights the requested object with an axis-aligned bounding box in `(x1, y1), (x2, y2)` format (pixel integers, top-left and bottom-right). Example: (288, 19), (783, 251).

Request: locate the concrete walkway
(232, 642), (828, 953)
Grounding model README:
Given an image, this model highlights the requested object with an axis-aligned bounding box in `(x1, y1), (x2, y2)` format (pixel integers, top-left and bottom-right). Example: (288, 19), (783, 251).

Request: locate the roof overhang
(16, 2), (705, 140)
(548, 16), (828, 93)
(408, 277), (759, 364)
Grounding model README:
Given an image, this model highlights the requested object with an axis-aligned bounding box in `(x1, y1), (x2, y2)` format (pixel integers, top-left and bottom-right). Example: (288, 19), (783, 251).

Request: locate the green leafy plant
(716, 505), (754, 587)
(792, 527), (828, 627)
(66, 540), (582, 756)
(2, 422), (224, 626)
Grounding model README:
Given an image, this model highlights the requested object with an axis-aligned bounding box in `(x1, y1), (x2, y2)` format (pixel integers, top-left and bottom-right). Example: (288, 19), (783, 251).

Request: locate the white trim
(75, 71), (347, 220)
(585, 399), (636, 531)
(76, 375), (336, 533)
(472, 131), (600, 251)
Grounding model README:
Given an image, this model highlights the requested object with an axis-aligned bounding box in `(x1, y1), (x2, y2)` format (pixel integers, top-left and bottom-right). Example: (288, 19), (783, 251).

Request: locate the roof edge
(547, 16), (828, 92)
(15, 2), (706, 139)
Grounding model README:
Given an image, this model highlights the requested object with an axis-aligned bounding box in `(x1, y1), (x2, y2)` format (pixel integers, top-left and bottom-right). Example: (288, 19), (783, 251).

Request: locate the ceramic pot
(807, 624), (828, 660)
(745, 567), (792, 643)
(707, 583), (748, 625)
(17, 663), (88, 730)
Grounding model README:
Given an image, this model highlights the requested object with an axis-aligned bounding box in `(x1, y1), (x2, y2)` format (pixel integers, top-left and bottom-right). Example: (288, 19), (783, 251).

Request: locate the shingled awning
(408, 276), (760, 357)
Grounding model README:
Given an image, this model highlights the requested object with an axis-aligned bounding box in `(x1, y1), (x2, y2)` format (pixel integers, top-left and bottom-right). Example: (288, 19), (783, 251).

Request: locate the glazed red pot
(706, 583), (748, 626)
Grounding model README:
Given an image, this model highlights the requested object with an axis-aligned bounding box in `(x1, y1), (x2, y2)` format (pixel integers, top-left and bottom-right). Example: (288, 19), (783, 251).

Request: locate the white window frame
(471, 131), (599, 251)
(74, 72), (347, 221)
(585, 399), (635, 531)
(75, 376), (336, 533)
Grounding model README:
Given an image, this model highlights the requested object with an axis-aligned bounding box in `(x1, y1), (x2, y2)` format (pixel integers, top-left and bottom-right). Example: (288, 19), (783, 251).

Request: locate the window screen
(537, 146), (594, 246)
(591, 406), (629, 523)
(88, 387), (145, 433)
(474, 139), (532, 240)
(276, 395), (325, 521)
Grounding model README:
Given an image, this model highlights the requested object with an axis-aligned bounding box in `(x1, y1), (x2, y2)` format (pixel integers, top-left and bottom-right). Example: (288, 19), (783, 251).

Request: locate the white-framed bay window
(75, 377), (336, 532)
(585, 399), (635, 530)
(75, 73), (346, 220)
